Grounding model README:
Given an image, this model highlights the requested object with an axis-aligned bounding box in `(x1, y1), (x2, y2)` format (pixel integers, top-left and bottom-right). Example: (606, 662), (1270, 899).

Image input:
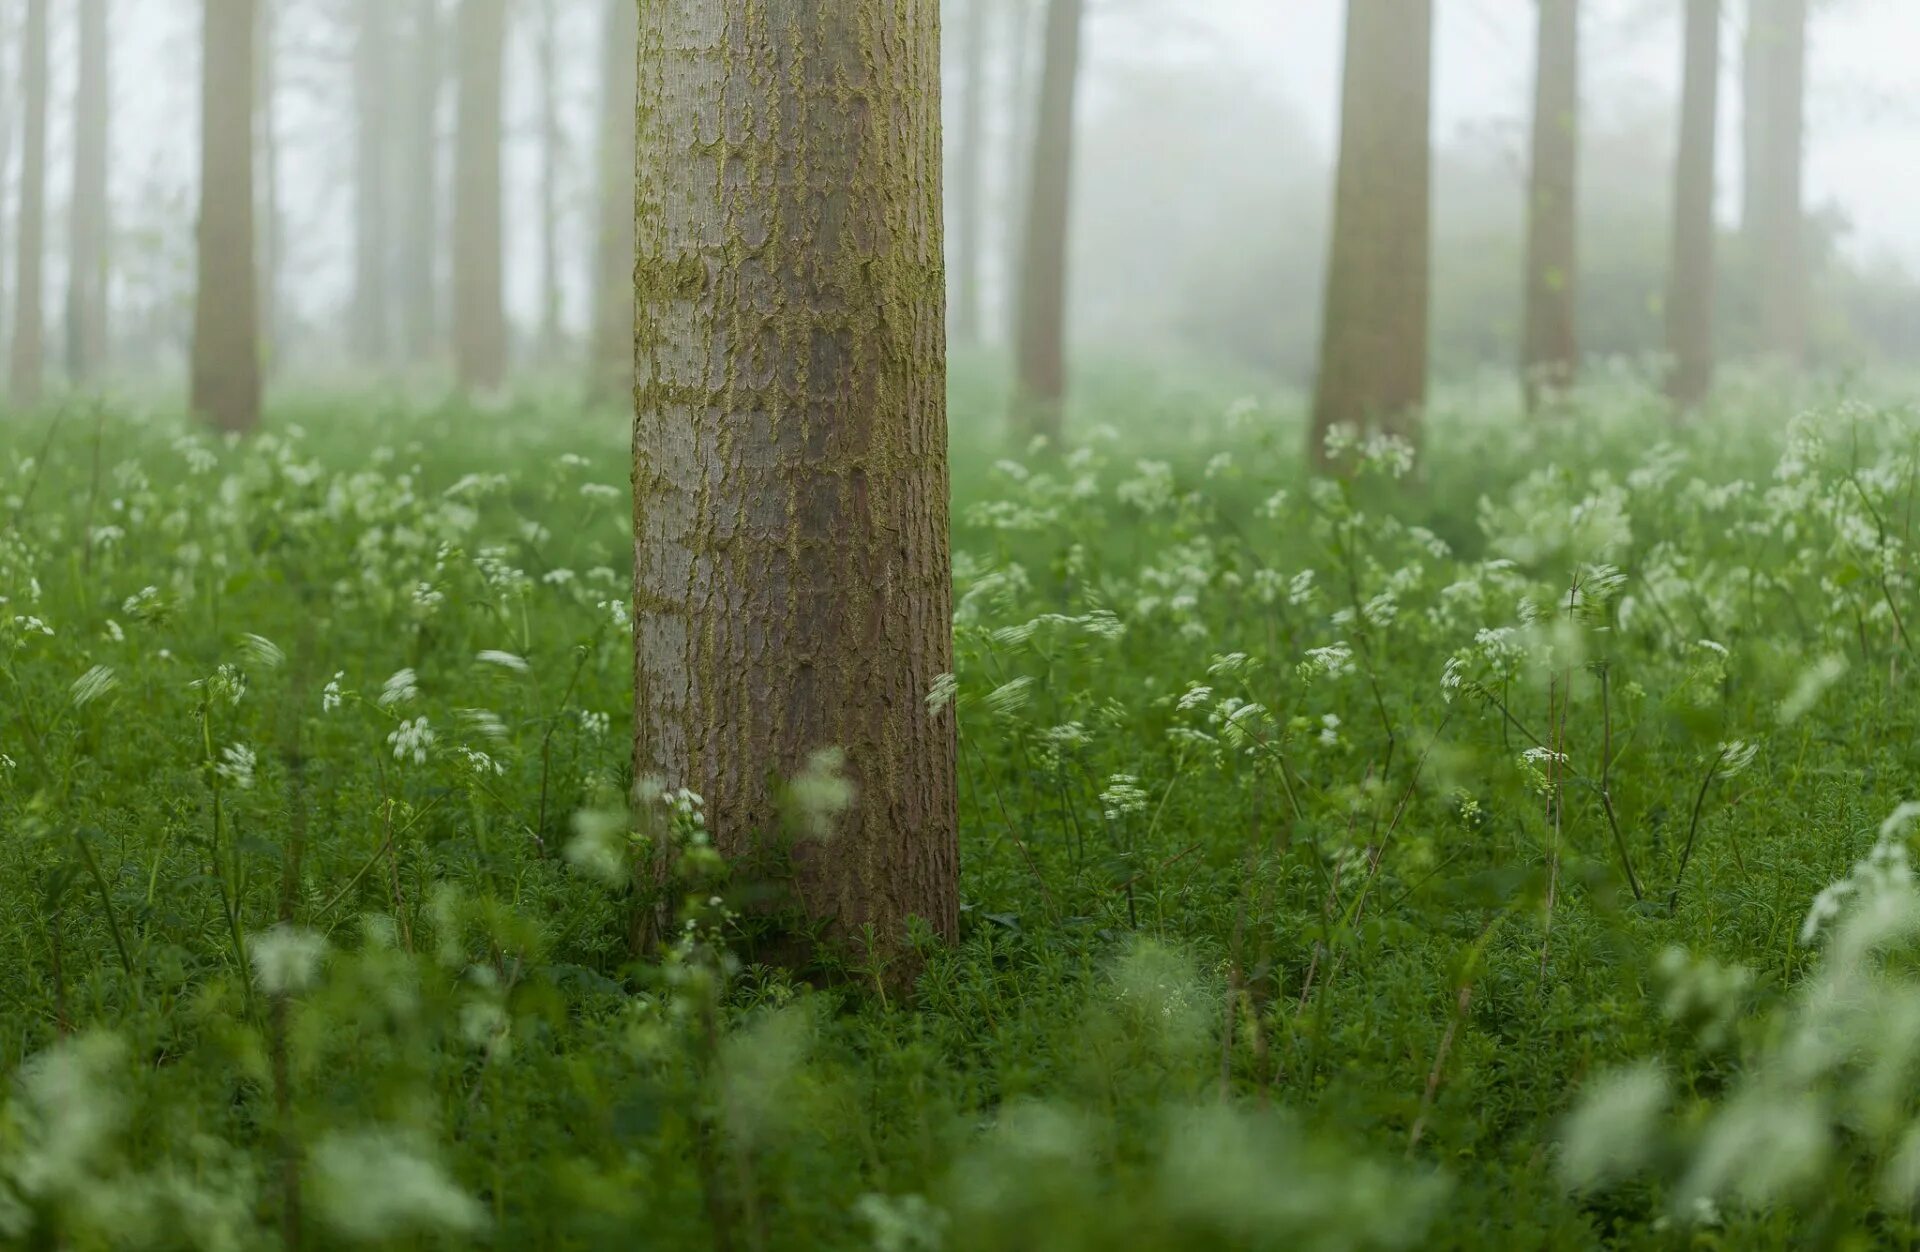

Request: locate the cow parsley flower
(217, 743), (257, 790)
(378, 668), (419, 708)
(250, 924), (327, 996)
(388, 718), (435, 765)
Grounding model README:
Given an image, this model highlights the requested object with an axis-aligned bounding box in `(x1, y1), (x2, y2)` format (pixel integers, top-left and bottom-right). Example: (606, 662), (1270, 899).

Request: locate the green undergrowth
(1, 363), (1919, 1248)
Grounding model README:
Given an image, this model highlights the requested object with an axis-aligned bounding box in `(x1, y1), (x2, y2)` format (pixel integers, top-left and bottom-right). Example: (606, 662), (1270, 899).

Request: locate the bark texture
(1309, 0), (1433, 463)
(67, 0), (110, 382)
(592, 0), (638, 402)
(453, 0), (507, 393)
(633, 0), (959, 958)
(191, 0), (262, 432)
(1749, 0), (1806, 364)
(1666, 0), (1720, 410)
(398, 0), (442, 364)
(1011, 0), (1084, 443)
(1521, 0), (1578, 413)
(8, 0), (47, 407)
(353, 0), (393, 363)
(951, 0), (987, 347)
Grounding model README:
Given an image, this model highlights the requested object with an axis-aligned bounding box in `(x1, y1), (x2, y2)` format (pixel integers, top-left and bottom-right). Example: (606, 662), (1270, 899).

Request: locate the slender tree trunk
(67, 0), (109, 383)
(1309, 0), (1433, 464)
(633, 0), (959, 962)
(1521, 0), (1578, 413)
(353, 0), (392, 364)
(255, 0), (281, 372)
(536, 0), (562, 359)
(1011, 0), (1084, 443)
(0, 13), (13, 355)
(1002, 0), (1038, 345)
(191, 0), (262, 432)
(952, 0), (987, 348)
(1752, 0), (1806, 364)
(1740, 2), (1767, 238)
(398, 0), (442, 366)
(453, 0), (507, 393)
(1666, 0), (1720, 410)
(9, 0), (47, 407)
(591, 0), (636, 402)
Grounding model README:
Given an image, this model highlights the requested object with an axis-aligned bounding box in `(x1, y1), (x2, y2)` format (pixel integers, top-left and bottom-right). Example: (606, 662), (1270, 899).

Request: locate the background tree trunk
(1011, 0), (1085, 443)
(633, 0), (959, 961)
(1309, 0), (1433, 464)
(591, 0), (636, 402)
(66, 0), (109, 383)
(1740, 2), (1767, 238)
(453, 0), (507, 393)
(1666, 0), (1720, 409)
(255, 0), (281, 373)
(9, 0), (47, 407)
(951, 0), (988, 348)
(352, 0), (392, 364)
(1521, 0), (1578, 412)
(1751, 0), (1806, 364)
(536, 0), (563, 360)
(1001, 0), (1038, 345)
(398, 0), (443, 367)
(191, 0), (262, 432)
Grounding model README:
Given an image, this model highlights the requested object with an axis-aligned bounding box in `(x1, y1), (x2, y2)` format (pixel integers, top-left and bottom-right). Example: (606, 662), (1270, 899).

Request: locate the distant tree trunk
(353, 0), (392, 364)
(9, 0), (47, 407)
(1751, 0), (1806, 364)
(536, 0), (563, 359)
(1740, 2), (1767, 238)
(634, 0), (959, 962)
(1521, 0), (1578, 413)
(1001, 0), (1038, 344)
(66, 0), (110, 383)
(1666, 0), (1720, 410)
(952, 0), (987, 348)
(1309, 0), (1433, 464)
(1011, 0), (1084, 444)
(0, 23), (13, 354)
(591, 0), (636, 401)
(191, 0), (262, 432)
(398, 0), (443, 365)
(453, 0), (507, 393)
(255, 0), (281, 371)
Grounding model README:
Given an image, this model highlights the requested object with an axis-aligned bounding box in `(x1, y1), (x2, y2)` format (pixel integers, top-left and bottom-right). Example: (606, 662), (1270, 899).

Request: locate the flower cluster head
(388, 717), (435, 765)
(1100, 775), (1151, 822)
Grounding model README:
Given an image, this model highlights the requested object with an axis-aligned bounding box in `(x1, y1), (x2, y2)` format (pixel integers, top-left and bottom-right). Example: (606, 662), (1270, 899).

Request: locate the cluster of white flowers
(388, 717), (435, 765)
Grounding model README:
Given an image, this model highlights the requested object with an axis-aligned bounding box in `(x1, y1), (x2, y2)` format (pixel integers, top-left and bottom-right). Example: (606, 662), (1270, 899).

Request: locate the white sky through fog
(82, 0), (1920, 348)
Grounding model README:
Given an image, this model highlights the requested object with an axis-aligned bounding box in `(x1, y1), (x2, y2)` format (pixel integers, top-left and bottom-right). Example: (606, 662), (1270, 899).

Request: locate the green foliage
(2, 370), (1919, 1247)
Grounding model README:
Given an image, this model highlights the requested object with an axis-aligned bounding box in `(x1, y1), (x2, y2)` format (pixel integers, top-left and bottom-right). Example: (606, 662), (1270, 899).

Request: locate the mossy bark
(1521, 0), (1579, 413)
(1011, 0), (1084, 444)
(633, 2), (960, 957)
(1666, 0), (1720, 410)
(453, 0), (507, 394)
(592, 0), (638, 403)
(190, 0), (263, 433)
(8, 0), (46, 408)
(1309, 0), (1432, 466)
(66, 0), (110, 383)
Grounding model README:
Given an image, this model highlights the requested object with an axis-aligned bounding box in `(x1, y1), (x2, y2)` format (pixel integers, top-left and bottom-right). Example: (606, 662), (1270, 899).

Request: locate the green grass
(2, 363), (1919, 1248)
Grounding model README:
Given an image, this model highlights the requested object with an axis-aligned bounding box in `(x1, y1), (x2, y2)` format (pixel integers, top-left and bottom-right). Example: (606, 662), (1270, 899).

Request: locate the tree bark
(1740, 2), (1766, 238)
(591, 0), (637, 402)
(633, 0), (959, 962)
(452, 0), (507, 393)
(535, 0), (563, 359)
(398, 0), (442, 366)
(1750, 0), (1806, 365)
(67, 0), (110, 383)
(192, 0), (262, 432)
(1666, 0), (1720, 410)
(9, 0), (47, 407)
(255, 0), (281, 372)
(1011, 0), (1085, 444)
(1001, 0), (1038, 346)
(952, 0), (988, 348)
(352, 0), (393, 364)
(1309, 0), (1433, 464)
(1521, 0), (1578, 412)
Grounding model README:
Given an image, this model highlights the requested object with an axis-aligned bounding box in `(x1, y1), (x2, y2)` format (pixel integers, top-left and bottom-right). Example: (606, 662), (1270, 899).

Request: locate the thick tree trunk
(1309, 0), (1433, 464)
(398, 0), (443, 366)
(1011, 0), (1084, 443)
(66, 0), (109, 383)
(453, 0), (507, 393)
(1521, 0), (1578, 412)
(1666, 0), (1720, 410)
(1751, 0), (1806, 364)
(1740, 3), (1766, 238)
(352, 0), (392, 364)
(633, 0), (959, 961)
(9, 0), (47, 407)
(952, 0), (988, 348)
(0, 26), (13, 354)
(591, 0), (637, 402)
(255, 0), (282, 371)
(536, 0), (562, 359)
(1002, 0), (1038, 345)
(191, 0), (262, 433)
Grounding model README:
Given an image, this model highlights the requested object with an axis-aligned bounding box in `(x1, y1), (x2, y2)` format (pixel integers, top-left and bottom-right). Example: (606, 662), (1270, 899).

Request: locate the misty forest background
(8, 1), (1920, 1250)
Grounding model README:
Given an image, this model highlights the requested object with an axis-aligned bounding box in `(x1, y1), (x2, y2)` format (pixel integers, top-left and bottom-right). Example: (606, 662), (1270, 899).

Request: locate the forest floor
(1, 362), (1918, 1249)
